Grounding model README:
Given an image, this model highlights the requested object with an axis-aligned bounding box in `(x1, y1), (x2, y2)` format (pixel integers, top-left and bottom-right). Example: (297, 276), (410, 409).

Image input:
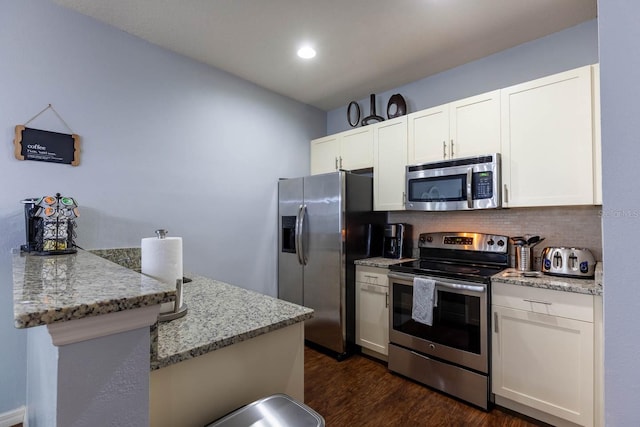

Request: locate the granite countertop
(152, 274), (313, 370)
(355, 257), (416, 268)
(12, 250), (176, 328)
(14, 247), (314, 371)
(492, 263), (603, 296)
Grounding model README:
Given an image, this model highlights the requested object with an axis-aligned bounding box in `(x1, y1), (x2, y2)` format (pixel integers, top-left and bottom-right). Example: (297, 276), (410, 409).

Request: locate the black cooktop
(389, 259), (507, 284)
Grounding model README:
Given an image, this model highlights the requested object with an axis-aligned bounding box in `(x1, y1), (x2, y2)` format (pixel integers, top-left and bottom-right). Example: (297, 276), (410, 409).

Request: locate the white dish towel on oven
(412, 277), (437, 326)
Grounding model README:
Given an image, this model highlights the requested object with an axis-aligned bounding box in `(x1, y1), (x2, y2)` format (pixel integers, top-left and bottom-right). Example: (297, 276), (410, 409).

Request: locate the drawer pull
(411, 350), (432, 361)
(523, 298), (552, 305)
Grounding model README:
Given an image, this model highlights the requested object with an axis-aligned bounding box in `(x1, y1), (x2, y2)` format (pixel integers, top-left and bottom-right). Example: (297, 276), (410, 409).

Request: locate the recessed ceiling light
(297, 46), (316, 59)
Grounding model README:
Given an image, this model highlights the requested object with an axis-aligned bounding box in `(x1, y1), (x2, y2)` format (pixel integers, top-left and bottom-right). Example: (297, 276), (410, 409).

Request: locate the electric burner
(389, 232), (510, 283)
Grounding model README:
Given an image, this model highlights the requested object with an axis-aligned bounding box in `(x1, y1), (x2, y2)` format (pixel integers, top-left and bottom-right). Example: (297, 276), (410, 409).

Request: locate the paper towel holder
(158, 278), (188, 322)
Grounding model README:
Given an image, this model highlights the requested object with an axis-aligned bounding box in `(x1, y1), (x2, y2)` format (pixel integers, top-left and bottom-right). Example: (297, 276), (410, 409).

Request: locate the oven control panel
(419, 232), (508, 253)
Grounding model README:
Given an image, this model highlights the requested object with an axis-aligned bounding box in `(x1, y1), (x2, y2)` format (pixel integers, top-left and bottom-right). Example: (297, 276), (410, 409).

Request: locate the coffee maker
(383, 223), (411, 259)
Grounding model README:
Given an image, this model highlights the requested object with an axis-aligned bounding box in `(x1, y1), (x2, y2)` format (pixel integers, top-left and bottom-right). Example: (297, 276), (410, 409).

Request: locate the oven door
(388, 272), (488, 373)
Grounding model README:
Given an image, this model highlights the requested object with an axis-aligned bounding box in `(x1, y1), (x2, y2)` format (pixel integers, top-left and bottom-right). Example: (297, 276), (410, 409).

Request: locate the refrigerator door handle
(299, 204), (308, 265)
(295, 204), (304, 265)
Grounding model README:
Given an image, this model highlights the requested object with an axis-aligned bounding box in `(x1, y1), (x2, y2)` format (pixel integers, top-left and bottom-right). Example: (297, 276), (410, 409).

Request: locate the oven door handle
(442, 282), (485, 293)
(388, 272), (486, 293)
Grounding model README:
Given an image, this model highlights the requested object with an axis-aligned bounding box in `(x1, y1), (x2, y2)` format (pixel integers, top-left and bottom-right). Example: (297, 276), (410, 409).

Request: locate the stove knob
(487, 239), (495, 246)
(497, 239), (505, 247)
(426, 236), (433, 243)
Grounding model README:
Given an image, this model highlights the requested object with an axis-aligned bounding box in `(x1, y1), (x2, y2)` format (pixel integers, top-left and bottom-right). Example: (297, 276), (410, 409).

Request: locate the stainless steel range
(387, 232), (510, 410)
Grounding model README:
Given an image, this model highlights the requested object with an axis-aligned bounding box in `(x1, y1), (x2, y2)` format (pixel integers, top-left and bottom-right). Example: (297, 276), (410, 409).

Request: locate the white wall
(598, 1), (640, 424)
(328, 19), (598, 134)
(0, 0), (324, 413)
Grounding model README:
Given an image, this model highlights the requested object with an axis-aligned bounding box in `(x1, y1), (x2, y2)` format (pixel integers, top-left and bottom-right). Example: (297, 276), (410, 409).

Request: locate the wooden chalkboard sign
(14, 125), (80, 166)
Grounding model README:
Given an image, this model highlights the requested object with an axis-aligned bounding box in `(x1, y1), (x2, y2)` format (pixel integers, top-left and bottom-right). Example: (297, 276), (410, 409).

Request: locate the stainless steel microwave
(405, 153), (501, 211)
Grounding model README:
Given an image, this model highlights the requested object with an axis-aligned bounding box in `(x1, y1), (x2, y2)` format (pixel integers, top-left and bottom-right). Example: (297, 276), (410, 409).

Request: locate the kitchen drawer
(492, 282), (594, 322)
(355, 265), (389, 287)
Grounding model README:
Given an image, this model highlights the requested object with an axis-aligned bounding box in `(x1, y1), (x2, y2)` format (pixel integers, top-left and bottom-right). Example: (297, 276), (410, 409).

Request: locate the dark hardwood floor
(304, 346), (544, 427)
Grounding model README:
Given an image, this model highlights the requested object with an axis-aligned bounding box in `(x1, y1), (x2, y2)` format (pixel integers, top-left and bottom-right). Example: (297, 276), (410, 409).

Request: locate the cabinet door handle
(503, 184), (509, 203)
(442, 141), (447, 159)
(385, 292), (389, 308)
(450, 139), (454, 158)
(335, 157), (339, 170)
(339, 156), (343, 169)
(402, 191), (406, 204)
(523, 299), (552, 305)
(494, 312), (499, 333)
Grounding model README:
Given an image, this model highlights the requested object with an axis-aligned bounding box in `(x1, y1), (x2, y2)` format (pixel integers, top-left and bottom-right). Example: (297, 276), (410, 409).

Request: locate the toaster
(541, 247), (596, 279)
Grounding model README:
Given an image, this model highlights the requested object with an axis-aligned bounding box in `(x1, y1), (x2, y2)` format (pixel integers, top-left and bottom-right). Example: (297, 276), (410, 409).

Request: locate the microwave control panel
(473, 171), (493, 200)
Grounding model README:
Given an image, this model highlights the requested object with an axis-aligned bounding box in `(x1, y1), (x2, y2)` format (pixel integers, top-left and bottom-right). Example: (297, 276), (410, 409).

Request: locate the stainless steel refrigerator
(278, 171), (383, 358)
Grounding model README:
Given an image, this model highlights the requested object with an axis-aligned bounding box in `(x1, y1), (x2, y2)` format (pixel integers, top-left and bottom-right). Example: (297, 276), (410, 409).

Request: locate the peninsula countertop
(152, 274), (314, 370)
(12, 250), (176, 328)
(13, 247), (314, 370)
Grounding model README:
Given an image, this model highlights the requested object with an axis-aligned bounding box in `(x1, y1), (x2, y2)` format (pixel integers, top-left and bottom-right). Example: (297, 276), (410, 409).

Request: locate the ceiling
(54, 0), (597, 111)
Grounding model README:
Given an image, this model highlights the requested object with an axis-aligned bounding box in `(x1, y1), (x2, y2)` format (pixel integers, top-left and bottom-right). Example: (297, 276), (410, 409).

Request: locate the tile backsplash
(388, 205), (603, 268)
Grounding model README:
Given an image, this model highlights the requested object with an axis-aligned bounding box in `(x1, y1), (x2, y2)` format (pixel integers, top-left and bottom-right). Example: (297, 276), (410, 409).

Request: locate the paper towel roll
(142, 236), (183, 314)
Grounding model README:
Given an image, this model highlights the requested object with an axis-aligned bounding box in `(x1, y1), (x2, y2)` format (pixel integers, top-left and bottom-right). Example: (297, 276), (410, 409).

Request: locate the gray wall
(599, 1), (640, 424)
(328, 19), (598, 134)
(0, 0), (324, 413)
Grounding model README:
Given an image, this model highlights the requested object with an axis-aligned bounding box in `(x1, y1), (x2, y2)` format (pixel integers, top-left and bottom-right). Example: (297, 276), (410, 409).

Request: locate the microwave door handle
(466, 168), (473, 209)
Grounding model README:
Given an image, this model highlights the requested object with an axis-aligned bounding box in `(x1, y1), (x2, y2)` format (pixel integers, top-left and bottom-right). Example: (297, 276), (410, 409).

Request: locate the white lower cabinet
(492, 282), (595, 427)
(355, 265), (389, 360)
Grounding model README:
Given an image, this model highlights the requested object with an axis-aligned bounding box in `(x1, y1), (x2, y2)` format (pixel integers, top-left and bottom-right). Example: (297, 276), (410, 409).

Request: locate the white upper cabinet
(407, 104), (449, 164)
(310, 126), (373, 175)
(408, 90), (501, 164)
(592, 64), (602, 205)
(501, 66), (594, 207)
(373, 116), (408, 211)
(310, 134), (340, 175)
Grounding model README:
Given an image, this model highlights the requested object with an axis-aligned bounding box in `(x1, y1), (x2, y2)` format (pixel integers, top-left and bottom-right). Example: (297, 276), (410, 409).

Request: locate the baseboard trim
(0, 406), (25, 427)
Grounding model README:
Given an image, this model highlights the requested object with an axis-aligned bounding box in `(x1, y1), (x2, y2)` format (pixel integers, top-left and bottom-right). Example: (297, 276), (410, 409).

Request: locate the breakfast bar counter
(12, 249), (313, 426)
(12, 249), (176, 328)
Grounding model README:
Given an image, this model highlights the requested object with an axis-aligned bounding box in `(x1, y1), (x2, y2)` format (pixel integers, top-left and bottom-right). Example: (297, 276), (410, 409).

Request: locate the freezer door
(278, 178), (304, 305)
(303, 172), (346, 354)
